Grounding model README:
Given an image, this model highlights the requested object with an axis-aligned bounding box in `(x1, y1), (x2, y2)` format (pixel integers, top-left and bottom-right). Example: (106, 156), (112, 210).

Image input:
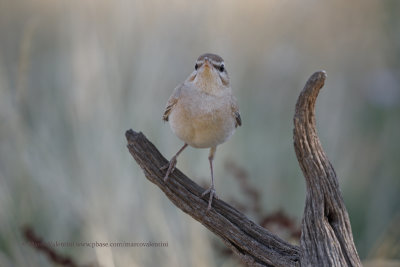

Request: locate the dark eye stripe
(195, 60), (225, 72)
(215, 64), (225, 72)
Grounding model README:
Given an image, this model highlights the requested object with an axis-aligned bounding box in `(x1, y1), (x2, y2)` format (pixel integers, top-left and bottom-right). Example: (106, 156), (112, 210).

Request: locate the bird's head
(188, 53), (230, 94)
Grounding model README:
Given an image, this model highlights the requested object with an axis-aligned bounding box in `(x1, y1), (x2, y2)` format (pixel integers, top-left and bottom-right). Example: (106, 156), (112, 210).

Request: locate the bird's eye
(219, 64), (225, 72)
(195, 64), (198, 70)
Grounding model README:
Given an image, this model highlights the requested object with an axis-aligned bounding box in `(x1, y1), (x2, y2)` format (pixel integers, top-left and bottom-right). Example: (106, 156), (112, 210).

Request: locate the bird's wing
(231, 96), (242, 127)
(162, 84), (182, 122)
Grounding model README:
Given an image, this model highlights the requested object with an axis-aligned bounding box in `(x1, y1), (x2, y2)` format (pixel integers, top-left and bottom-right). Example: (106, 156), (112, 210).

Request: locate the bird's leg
(161, 143), (188, 182)
(202, 146), (218, 212)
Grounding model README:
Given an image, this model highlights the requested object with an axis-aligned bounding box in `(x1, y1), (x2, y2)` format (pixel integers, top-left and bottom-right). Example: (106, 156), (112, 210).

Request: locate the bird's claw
(202, 186), (218, 212)
(160, 156), (177, 182)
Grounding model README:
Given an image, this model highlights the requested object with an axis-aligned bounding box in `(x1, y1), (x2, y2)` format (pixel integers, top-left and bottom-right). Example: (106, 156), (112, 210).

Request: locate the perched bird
(161, 53), (241, 212)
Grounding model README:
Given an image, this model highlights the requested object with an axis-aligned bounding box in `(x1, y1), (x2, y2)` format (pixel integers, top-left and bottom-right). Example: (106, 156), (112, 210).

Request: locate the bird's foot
(160, 155), (177, 182)
(201, 186), (218, 212)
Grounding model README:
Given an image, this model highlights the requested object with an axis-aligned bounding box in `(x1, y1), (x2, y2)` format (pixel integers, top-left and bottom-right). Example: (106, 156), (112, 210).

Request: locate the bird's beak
(196, 58), (214, 81)
(203, 59), (211, 69)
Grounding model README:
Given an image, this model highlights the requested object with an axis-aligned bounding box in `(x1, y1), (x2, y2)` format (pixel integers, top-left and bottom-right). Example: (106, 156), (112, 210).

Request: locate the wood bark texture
(125, 71), (361, 267)
(293, 71), (361, 267)
(125, 129), (300, 267)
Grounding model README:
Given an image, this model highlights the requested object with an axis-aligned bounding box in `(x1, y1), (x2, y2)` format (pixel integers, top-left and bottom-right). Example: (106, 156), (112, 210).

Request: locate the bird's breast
(169, 92), (236, 148)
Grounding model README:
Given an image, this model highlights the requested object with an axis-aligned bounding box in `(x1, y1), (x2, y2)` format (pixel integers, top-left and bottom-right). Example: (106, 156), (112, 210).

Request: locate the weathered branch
(126, 71), (361, 266)
(293, 71), (361, 266)
(126, 130), (300, 267)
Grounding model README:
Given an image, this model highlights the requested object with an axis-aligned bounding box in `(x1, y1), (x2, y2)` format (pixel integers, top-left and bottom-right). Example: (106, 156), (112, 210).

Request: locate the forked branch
(126, 71), (361, 266)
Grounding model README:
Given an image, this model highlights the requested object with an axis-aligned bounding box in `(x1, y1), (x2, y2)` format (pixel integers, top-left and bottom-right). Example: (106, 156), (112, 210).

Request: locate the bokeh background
(1, 0), (399, 266)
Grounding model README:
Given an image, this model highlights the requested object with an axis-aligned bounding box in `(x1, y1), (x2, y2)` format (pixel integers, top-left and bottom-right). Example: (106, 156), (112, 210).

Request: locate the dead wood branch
(125, 129), (300, 267)
(126, 71), (361, 266)
(293, 71), (361, 266)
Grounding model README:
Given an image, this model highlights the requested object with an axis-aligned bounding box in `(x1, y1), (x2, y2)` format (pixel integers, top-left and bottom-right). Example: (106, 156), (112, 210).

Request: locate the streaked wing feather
(231, 96), (242, 127)
(234, 111), (242, 127)
(162, 84), (182, 121)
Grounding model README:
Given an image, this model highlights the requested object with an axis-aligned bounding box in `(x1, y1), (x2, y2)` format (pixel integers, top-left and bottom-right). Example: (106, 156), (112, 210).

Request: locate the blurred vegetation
(0, 0), (399, 266)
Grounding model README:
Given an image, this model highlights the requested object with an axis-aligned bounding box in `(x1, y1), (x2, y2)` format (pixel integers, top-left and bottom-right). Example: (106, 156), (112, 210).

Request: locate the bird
(161, 53), (241, 212)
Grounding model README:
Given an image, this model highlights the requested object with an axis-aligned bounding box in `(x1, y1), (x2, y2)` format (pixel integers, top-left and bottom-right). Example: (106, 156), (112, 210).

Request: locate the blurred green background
(1, 0), (399, 266)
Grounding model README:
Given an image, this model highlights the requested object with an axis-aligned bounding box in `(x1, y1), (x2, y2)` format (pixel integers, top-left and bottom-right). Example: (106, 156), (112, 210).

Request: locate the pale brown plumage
(161, 53), (241, 212)
(163, 87), (241, 128)
(162, 85), (181, 122)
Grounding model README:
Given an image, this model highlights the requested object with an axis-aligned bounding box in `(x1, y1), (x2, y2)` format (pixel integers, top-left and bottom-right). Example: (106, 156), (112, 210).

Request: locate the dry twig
(22, 226), (95, 267)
